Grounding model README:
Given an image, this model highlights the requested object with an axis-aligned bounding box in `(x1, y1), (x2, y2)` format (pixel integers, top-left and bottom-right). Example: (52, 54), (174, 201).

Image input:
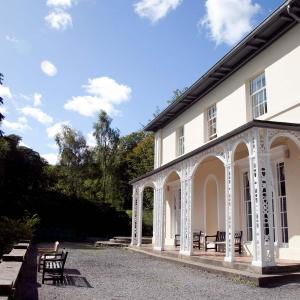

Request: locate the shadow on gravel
(64, 268), (81, 275)
(44, 275), (93, 288)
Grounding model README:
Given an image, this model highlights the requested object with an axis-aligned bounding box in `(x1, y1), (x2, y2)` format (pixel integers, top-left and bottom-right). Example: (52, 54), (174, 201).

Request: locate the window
(276, 162), (288, 244)
(178, 126), (184, 156)
(207, 104), (217, 140)
(250, 72), (267, 118)
(243, 172), (253, 241)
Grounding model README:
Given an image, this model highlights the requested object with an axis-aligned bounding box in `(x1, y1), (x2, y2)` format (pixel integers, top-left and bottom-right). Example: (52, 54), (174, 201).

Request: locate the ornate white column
(224, 148), (235, 263)
(180, 161), (193, 256)
(137, 188), (143, 247)
(131, 186), (139, 246)
(249, 128), (275, 267)
(153, 179), (165, 251)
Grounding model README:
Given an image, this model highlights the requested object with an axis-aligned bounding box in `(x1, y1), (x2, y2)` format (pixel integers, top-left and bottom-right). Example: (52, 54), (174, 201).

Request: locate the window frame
(207, 104), (217, 141)
(177, 126), (185, 157)
(250, 72), (268, 119)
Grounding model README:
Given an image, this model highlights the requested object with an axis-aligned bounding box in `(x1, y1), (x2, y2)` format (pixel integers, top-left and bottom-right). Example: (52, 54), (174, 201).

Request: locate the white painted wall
(155, 23), (300, 167)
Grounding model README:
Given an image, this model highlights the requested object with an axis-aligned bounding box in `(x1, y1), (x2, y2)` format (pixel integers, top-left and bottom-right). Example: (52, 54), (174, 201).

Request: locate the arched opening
(270, 134), (300, 260)
(233, 142), (251, 256)
(192, 156), (225, 242)
(163, 171), (181, 247)
(142, 186), (154, 244)
(205, 176), (218, 235)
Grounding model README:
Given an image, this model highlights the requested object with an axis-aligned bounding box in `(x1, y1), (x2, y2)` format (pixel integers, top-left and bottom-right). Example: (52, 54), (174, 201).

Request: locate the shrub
(0, 211), (40, 256)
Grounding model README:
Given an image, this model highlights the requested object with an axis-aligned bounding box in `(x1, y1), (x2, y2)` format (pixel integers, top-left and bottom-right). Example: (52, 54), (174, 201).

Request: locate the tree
(167, 87), (189, 104)
(93, 110), (120, 205)
(55, 125), (90, 197)
(0, 73), (5, 137)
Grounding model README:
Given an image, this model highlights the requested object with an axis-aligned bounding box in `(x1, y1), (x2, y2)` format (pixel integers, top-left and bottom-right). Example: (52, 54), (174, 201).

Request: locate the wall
(155, 23), (300, 166)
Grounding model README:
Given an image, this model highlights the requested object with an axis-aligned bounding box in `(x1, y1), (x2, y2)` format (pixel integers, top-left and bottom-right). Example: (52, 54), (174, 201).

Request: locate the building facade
(130, 0), (300, 268)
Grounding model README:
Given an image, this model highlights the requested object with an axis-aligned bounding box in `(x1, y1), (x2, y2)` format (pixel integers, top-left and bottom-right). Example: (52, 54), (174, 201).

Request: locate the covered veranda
(130, 120), (300, 272)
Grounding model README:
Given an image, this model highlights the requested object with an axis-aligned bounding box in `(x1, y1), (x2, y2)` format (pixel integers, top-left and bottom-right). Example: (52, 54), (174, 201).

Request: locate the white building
(130, 0), (300, 270)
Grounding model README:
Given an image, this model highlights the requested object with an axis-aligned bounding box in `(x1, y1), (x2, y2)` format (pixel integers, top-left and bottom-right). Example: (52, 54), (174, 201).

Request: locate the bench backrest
(234, 231), (243, 243)
(216, 231), (226, 242)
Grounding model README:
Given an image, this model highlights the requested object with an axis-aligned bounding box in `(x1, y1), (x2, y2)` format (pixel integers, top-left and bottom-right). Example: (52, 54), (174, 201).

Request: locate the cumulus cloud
(45, 9), (72, 30)
(86, 131), (97, 147)
(20, 107), (53, 125)
(2, 117), (31, 132)
(46, 0), (72, 8)
(200, 0), (261, 46)
(46, 121), (70, 138)
(5, 35), (19, 43)
(41, 60), (57, 77)
(134, 0), (182, 23)
(33, 93), (42, 107)
(64, 76), (132, 117)
(0, 85), (12, 98)
(41, 153), (58, 165)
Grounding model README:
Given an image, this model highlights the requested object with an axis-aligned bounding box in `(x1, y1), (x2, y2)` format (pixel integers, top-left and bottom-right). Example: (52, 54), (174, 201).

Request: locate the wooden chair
(193, 231), (202, 249)
(175, 234), (180, 247)
(204, 231), (226, 251)
(234, 231), (243, 254)
(42, 251), (68, 284)
(37, 241), (59, 272)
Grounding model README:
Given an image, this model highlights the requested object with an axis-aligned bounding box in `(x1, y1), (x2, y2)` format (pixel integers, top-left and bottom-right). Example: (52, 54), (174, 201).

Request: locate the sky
(0, 0), (284, 164)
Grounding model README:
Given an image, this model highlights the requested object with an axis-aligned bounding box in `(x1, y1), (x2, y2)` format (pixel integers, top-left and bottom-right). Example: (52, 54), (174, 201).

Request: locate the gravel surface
(17, 243), (300, 300)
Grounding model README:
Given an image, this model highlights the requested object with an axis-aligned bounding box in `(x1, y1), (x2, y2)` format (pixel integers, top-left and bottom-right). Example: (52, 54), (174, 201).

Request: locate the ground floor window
(276, 162), (288, 244)
(243, 172), (252, 241)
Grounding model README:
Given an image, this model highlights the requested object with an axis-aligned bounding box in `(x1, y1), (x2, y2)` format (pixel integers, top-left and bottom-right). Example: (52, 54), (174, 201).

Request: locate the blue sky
(0, 0), (283, 164)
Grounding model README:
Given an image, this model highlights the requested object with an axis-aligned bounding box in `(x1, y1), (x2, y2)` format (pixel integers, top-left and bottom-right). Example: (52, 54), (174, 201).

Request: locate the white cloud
(41, 60), (57, 77)
(33, 93), (42, 107)
(87, 131), (97, 147)
(0, 85), (12, 98)
(46, 0), (72, 8)
(41, 153), (58, 165)
(20, 107), (53, 124)
(0, 106), (8, 115)
(45, 9), (72, 30)
(19, 141), (29, 147)
(200, 0), (261, 46)
(134, 0), (182, 23)
(2, 117), (31, 132)
(5, 35), (19, 43)
(64, 76), (132, 117)
(47, 121), (70, 138)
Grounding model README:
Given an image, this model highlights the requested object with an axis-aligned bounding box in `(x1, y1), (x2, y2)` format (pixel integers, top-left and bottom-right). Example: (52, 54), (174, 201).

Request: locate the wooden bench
(204, 231), (243, 253)
(42, 251), (68, 284)
(175, 231), (203, 249)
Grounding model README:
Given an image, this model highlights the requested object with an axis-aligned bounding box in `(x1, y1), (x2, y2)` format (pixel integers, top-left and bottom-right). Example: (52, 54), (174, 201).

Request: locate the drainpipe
(287, 0), (300, 22)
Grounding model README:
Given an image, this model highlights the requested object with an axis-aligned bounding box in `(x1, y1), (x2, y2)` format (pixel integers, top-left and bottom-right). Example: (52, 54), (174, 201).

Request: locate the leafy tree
(0, 73), (5, 136)
(93, 110), (120, 205)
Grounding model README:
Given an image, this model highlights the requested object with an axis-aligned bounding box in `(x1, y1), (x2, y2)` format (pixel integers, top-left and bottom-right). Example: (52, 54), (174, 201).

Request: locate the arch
(269, 132), (300, 153)
(162, 169), (181, 187)
(191, 153), (226, 179)
(231, 139), (251, 161)
(203, 174), (220, 234)
(140, 180), (156, 193)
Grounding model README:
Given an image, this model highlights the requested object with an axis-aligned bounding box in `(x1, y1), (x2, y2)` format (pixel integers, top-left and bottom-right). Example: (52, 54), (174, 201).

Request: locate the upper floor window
(207, 104), (217, 140)
(250, 72), (267, 118)
(178, 126), (184, 156)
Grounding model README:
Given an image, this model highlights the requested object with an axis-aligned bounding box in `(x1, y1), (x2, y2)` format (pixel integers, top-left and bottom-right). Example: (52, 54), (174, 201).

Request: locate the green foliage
(0, 73), (5, 136)
(167, 87), (189, 104)
(0, 212), (40, 256)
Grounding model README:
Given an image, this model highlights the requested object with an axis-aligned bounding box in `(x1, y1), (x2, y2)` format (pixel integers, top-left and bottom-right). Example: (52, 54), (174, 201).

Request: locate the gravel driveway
(17, 243), (300, 300)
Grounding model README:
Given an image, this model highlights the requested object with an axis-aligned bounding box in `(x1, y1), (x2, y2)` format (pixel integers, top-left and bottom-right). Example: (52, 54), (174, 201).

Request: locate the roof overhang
(144, 0), (300, 132)
(131, 120), (300, 184)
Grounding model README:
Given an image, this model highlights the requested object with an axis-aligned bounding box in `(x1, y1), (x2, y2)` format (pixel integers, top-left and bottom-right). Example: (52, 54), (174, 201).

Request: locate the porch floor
(128, 244), (300, 287)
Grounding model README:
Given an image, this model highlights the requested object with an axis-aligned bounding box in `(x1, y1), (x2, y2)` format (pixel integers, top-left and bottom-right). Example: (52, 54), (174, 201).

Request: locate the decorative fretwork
(131, 186), (139, 246)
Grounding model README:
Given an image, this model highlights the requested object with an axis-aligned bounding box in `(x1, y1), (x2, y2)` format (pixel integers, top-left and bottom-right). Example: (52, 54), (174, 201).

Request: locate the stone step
(95, 241), (128, 248)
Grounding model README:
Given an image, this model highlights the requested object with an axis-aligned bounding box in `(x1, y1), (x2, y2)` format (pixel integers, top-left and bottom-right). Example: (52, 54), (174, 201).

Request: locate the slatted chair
(204, 231), (226, 251)
(234, 231), (243, 254)
(37, 241), (60, 272)
(193, 231), (202, 249)
(42, 251), (68, 284)
(175, 234), (180, 247)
